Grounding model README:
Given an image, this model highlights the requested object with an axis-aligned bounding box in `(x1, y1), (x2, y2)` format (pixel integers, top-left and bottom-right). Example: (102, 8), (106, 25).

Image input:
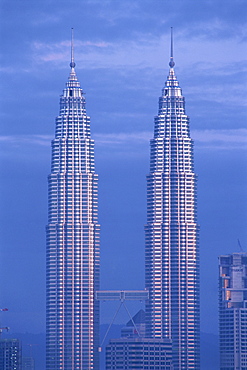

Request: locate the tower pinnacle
(70, 27), (76, 69)
(169, 27), (175, 68)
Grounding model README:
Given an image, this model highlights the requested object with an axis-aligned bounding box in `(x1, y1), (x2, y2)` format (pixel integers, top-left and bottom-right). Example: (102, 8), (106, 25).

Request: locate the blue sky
(0, 0), (246, 336)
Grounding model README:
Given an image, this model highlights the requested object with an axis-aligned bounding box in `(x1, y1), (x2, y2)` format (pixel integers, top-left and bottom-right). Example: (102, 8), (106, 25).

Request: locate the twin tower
(46, 31), (200, 370)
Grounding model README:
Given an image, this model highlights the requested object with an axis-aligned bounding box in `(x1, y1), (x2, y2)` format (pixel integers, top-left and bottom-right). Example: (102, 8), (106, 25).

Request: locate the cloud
(185, 76), (247, 108)
(94, 131), (151, 145)
(193, 129), (247, 143)
(31, 13), (61, 26)
(192, 129), (247, 150)
(26, 9), (246, 70)
(0, 135), (52, 147)
(95, 129), (247, 150)
(1, 129), (246, 153)
(32, 40), (110, 63)
(28, 28), (246, 102)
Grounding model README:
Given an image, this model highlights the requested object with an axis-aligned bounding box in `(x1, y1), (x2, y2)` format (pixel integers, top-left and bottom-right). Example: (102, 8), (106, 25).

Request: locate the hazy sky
(0, 0), (246, 336)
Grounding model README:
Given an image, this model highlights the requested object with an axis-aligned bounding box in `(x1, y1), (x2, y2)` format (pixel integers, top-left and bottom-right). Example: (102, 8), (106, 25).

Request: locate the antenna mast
(169, 27), (175, 68)
(70, 28), (76, 69)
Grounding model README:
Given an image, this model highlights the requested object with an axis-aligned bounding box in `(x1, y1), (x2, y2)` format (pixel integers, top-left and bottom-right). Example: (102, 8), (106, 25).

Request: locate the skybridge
(96, 290), (149, 302)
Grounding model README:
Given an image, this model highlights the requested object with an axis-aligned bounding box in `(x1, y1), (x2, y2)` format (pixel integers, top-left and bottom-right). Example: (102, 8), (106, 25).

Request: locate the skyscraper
(46, 32), (100, 369)
(22, 357), (35, 370)
(0, 338), (22, 370)
(145, 30), (200, 369)
(219, 252), (247, 369)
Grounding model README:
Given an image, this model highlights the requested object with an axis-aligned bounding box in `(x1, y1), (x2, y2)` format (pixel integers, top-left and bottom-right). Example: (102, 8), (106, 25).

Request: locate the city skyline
(0, 0), (246, 347)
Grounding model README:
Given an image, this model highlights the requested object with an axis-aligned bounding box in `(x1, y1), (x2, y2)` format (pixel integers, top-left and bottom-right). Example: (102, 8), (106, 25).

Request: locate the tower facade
(145, 32), (200, 369)
(219, 252), (247, 369)
(106, 338), (173, 370)
(46, 39), (100, 369)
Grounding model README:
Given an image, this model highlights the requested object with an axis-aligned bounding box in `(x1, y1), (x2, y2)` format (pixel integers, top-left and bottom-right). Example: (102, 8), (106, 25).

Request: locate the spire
(70, 28), (76, 69)
(164, 27), (179, 91)
(169, 27), (175, 69)
(68, 28), (79, 86)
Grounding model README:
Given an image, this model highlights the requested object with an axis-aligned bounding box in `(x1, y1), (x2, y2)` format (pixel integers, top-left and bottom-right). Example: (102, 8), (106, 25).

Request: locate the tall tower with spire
(145, 29), (200, 369)
(46, 30), (100, 370)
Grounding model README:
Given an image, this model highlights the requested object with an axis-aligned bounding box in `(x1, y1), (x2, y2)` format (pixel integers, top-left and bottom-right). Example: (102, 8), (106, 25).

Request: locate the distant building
(106, 337), (173, 370)
(219, 252), (247, 369)
(0, 339), (22, 370)
(120, 309), (146, 338)
(22, 357), (35, 370)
